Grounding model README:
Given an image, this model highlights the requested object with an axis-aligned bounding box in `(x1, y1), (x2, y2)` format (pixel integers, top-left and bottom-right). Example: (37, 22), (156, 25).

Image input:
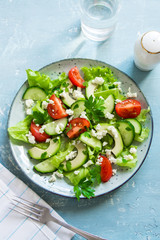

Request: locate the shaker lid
(141, 31), (160, 54)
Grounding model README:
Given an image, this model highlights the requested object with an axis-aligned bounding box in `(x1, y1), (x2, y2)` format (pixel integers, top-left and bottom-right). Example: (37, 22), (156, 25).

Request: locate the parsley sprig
(85, 96), (105, 123)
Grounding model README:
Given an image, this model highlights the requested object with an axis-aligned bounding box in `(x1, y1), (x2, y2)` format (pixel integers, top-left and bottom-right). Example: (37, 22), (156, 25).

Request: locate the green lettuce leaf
(134, 128), (150, 142)
(32, 101), (51, 124)
(8, 115), (33, 143)
(116, 146), (138, 168)
(136, 107), (150, 123)
(65, 167), (89, 186)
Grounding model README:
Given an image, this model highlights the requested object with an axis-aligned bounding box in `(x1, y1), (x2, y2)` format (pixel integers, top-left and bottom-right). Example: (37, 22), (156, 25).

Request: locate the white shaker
(134, 31), (160, 71)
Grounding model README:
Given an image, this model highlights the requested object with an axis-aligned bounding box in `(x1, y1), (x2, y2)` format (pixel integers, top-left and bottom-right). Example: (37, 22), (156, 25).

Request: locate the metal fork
(10, 196), (107, 240)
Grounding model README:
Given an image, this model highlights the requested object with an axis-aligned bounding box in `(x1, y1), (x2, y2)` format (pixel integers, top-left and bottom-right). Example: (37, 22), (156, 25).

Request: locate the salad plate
(8, 58), (153, 198)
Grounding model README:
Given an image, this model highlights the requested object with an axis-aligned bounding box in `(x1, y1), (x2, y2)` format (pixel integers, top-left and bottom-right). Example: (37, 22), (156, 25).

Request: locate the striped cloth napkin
(0, 163), (75, 240)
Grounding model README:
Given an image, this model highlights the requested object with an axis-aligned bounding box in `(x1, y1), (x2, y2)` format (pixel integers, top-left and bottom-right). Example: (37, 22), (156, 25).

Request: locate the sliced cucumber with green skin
(127, 118), (142, 135)
(116, 120), (135, 147)
(61, 92), (75, 107)
(98, 123), (123, 157)
(103, 94), (115, 114)
(28, 138), (60, 160)
(79, 132), (102, 151)
(34, 159), (57, 173)
(63, 142), (87, 171)
(44, 118), (68, 135)
(22, 87), (47, 100)
(71, 100), (86, 118)
(85, 81), (97, 99)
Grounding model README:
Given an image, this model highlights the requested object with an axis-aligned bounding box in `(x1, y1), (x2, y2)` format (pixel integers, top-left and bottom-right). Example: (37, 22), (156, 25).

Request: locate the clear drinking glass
(80, 0), (119, 41)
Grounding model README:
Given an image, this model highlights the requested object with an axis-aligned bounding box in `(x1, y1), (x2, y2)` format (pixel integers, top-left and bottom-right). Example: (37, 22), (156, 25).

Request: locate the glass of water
(80, 0), (119, 41)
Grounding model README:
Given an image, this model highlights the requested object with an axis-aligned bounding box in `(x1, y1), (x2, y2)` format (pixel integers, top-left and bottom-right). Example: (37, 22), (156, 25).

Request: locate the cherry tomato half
(30, 121), (50, 143)
(47, 94), (68, 119)
(100, 155), (112, 182)
(66, 118), (90, 139)
(68, 66), (85, 88)
(115, 99), (141, 119)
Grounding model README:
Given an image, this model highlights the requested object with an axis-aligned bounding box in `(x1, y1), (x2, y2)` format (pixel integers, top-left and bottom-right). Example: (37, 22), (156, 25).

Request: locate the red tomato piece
(30, 121), (50, 143)
(115, 99), (141, 119)
(66, 118), (90, 139)
(100, 155), (112, 182)
(68, 66), (85, 88)
(47, 94), (68, 119)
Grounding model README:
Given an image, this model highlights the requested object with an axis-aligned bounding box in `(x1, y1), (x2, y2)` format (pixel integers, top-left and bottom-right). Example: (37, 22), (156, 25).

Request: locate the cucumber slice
(79, 132), (102, 151)
(103, 94), (115, 114)
(44, 118), (68, 135)
(127, 118), (142, 135)
(98, 123), (123, 157)
(63, 142), (87, 171)
(28, 138), (60, 160)
(34, 159), (57, 173)
(23, 87), (47, 100)
(71, 100), (86, 118)
(116, 120), (135, 147)
(61, 92), (75, 107)
(85, 81), (97, 99)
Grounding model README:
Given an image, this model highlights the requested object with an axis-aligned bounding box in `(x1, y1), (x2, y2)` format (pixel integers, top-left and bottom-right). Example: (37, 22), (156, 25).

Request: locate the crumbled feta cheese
(103, 141), (108, 146)
(59, 90), (67, 98)
(112, 169), (117, 176)
(124, 154), (134, 160)
(107, 126), (118, 138)
(69, 88), (73, 93)
(115, 99), (122, 104)
(45, 138), (51, 143)
(25, 99), (34, 108)
(39, 125), (46, 134)
(126, 87), (137, 98)
(74, 170), (80, 175)
(92, 77), (104, 85)
(26, 131), (36, 144)
(73, 90), (84, 99)
(26, 108), (32, 115)
(55, 123), (64, 134)
(99, 96), (104, 100)
(105, 112), (114, 119)
(95, 124), (101, 131)
(91, 129), (107, 140)
(68, 115), (74, 122)
(80, 111), (88, 119)
(49, 100), (54, 104)
(42, 101), (48, 110)
(66, 109), (74, 115)
(36, 124), (40, 127)
(83, 160), (93, 168)
(55, 171), (63, 179)
(96, 156), (103, 165)
(129, 147), (137, 154)
(77, 87), (82, 91)
(114, 82), (122, 92)
(66, 151), (77, 160)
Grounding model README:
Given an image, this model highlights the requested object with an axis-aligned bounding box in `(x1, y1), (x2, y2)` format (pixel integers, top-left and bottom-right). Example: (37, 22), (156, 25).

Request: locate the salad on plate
(8, 65), (150, 200)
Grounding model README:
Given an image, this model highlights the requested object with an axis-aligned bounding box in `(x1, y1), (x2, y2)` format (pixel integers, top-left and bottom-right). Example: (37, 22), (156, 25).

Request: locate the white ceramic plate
(8, 58), (153, 198)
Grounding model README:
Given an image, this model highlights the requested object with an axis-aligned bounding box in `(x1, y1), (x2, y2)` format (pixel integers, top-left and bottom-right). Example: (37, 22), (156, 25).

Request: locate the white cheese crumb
(55, 123), (64, 134)
(126, 87), (137, 98)
(55, 171), (63, 179)
(25, 99), (34, 108)
(91, 129), (107, 140)
(92, 77), (104, 85)
(115, 99), (122, 104)
(26, 108), (32, 115)
(95, 124), (101, 131)
(45, 138), (51, 143)
(39, 125), (46, 134)
(69, 88), (73, 93)
(80, 111), (88, 119)
(124, 154), (134, 160)
(49, 100), (54, 104)
(66, 151), (77, 160)
(42, 101), (48, 110)
(49, 174), (56, 182)
(103, 141), (108, 146)
(26, 131), (36, 144)
(83, 160), (93, 168)
(66, 109), (74, 115)
(129, 147), (137, 154)
(105, 112), (114, 119)
(114, 82), (122, 92)
(96, 156), (103, 165)
(73, 90), (84, 99)
(107, 126), (118, 138)
(112, 169), (117, 176)
(74, 170), (80, 175)
(99, 96), (104, 100)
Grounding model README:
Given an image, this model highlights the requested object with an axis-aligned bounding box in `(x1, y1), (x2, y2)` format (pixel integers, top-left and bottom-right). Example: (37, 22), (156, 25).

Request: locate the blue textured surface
(0, 1), (160, 239)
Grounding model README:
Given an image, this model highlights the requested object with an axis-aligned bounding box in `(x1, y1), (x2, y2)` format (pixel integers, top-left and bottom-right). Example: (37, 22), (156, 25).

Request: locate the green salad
(8, 66), (150, 200)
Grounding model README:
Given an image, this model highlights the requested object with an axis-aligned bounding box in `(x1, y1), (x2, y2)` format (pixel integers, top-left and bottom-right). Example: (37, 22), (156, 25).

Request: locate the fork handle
(48, 215), (107, 240)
